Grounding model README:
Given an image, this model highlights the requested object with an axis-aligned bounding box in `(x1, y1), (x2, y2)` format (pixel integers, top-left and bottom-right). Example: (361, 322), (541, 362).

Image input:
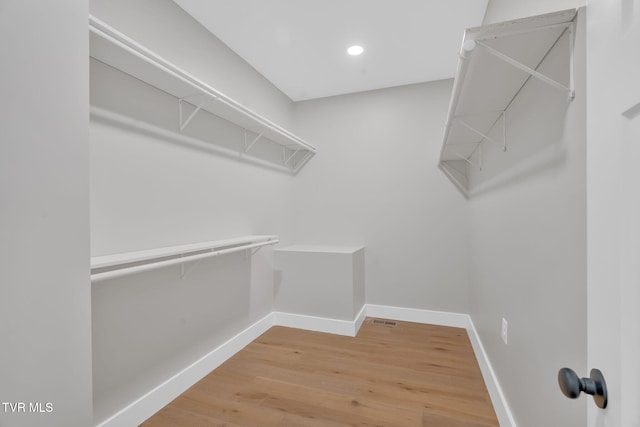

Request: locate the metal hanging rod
(91, 107), (297, 175)
(178, 94), (314, 163)
(89, 16), (316, 157)
(176, 94), (316, 153)
(91, 236), (279, 283)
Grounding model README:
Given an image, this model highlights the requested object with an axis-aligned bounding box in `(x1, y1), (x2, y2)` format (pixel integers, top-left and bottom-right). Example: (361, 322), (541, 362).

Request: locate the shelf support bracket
(476, 40), (574, 99)
(455, 113), (507, 152)
(244, 244), (268, 261)
(179, 98), (207, 132)
(448, 147), (482, 171)
(284, 148), (301, 165)
(293, 150), (314, 173)
(245, 130), (265, 153)
(180, 254), (205, 280)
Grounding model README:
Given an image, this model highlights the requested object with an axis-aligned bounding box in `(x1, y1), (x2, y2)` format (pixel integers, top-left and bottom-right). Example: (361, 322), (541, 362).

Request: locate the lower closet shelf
(91, 235), (278, 283)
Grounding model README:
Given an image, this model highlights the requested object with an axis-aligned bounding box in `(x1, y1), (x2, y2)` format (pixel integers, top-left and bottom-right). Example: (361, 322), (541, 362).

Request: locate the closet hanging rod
(177, 94), (316, 153)
(91, 237), (278, 283)
(90, 107), (299, 175)
(89, 16), (316, 155)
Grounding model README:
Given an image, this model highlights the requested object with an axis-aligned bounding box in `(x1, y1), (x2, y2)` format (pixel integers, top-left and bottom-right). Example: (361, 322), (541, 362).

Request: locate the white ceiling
(173, 0), (488, 101)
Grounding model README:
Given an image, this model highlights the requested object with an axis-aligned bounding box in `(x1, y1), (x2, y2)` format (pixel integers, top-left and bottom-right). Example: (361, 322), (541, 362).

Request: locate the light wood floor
(142, 318), (499, 427)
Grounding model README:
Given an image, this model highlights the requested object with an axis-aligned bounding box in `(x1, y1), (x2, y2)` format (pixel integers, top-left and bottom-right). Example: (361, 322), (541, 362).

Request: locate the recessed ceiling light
(347, 45), (364, 56)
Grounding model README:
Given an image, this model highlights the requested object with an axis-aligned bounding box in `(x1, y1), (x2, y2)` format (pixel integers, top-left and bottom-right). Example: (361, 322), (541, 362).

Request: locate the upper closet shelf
(439, 9), (577, 195)
(91, 235), (278, 283)
(89, 16), (316, 172)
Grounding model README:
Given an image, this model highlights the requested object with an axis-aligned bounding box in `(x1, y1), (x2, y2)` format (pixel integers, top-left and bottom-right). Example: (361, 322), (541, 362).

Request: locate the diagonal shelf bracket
(284, 148), (301, 166)
(476, 40), (574, 100)
(447, 146), (482, 171)
(179, 96), (208, 132)
(455, 112), (507, 152)
(244, 129), (266, 153)
(180, 255), (204, 280)
(293, 150), (314, 173)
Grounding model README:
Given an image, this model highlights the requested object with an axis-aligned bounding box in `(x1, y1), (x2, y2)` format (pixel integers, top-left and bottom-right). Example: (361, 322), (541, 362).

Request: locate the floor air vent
(371, 319), (397, 327)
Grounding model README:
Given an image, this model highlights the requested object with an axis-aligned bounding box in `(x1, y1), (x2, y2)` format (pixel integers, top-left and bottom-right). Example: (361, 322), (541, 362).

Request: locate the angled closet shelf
(91, 235), (279, 283)
(89, 16), (316, 173)
(439, 9), (577, 195)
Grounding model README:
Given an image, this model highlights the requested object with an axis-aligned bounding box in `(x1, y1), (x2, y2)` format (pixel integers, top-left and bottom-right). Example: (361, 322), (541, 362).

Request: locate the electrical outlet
(501, 318), (508, 344)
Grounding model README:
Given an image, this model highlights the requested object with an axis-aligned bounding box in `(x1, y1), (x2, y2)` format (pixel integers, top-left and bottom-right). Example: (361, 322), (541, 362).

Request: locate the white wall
(293, 81), (472, 314)
(468, 10), (586, 427)
(0, 1), (93, 427)
(586, 0), (640, 426)
(483, 0), (585, 24)
(89, 0), (300, 423)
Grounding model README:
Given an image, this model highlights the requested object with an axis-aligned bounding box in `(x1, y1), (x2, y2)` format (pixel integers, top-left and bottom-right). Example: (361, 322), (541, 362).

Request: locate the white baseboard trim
(95, 313), (275, 427)
(465, 317), (518, 427)
(98, 305), (515, 427)
(273, 304), (367, 337)
(366, 304), (469, 328)
(354, 304), (367, 334)
(273, 310), (359, 337)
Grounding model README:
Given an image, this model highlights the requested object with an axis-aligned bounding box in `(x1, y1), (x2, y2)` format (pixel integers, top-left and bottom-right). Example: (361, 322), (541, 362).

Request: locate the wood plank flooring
(142, 318), (498, 426)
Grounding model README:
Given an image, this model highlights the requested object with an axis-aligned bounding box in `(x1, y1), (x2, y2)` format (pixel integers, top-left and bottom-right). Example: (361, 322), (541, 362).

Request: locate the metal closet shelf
(91, 235), (279, 283)
(89, 16), (316, 173)
(438, 9), (577, 196)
